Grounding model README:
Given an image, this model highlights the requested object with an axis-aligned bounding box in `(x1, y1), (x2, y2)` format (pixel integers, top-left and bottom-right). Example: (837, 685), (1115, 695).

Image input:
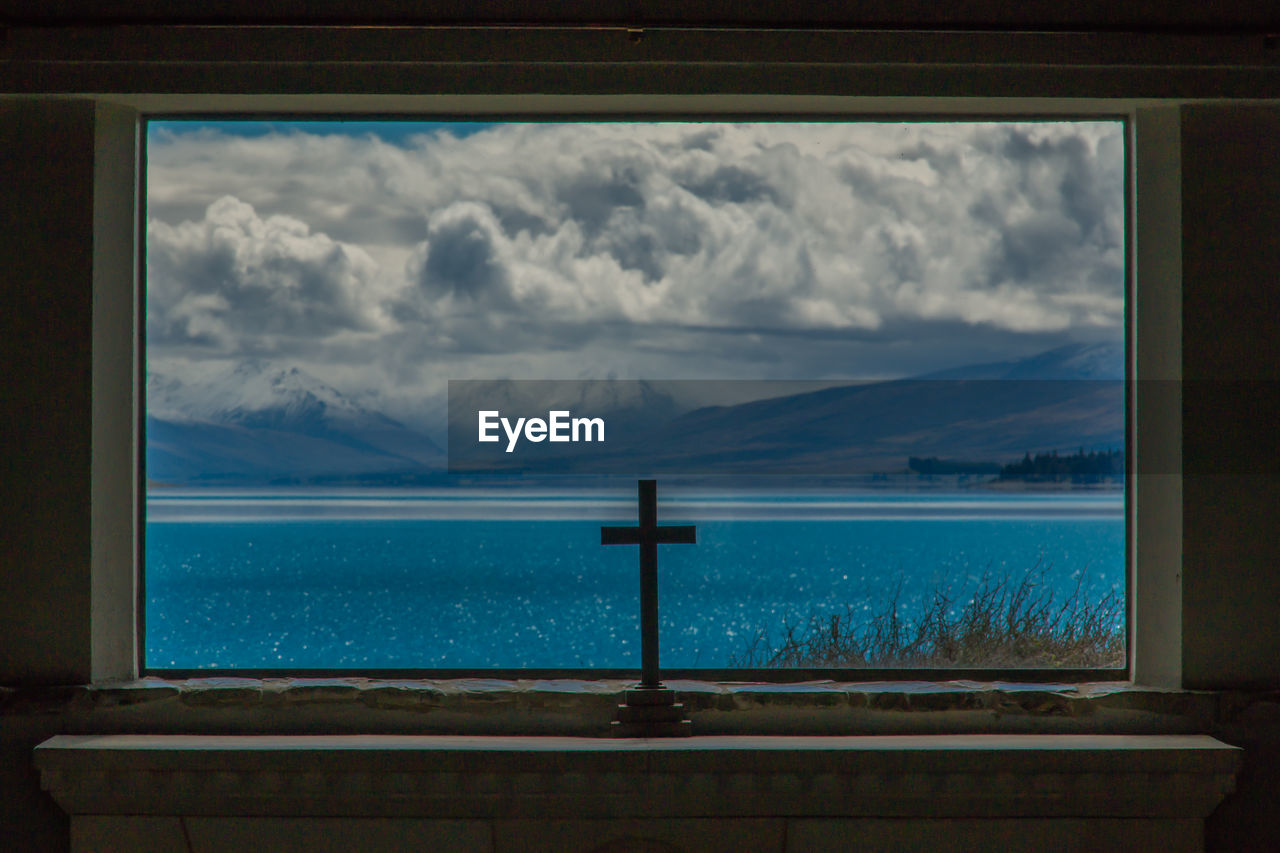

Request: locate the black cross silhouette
(601, 480), (696, 688)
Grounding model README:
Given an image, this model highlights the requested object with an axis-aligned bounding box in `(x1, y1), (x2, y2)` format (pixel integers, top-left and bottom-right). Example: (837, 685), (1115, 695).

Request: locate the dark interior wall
(0, 99), (95, 685)
(1180, 106), (1280, 689)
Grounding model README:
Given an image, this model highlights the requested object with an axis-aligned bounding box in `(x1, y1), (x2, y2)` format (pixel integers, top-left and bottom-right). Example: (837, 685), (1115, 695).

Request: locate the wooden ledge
(36, 734), (1240, 821)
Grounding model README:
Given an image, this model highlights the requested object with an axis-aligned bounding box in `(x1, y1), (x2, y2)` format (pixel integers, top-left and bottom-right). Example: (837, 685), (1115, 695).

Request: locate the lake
(144, 489), (1125, 670)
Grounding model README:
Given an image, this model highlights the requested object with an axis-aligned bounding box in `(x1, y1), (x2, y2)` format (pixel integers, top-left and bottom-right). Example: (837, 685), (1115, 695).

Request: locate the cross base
(611, 686), (692, 738)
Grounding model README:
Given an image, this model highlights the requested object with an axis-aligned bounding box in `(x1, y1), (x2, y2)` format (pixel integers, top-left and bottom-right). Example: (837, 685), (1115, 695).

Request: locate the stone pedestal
(612, 687), (692, 737)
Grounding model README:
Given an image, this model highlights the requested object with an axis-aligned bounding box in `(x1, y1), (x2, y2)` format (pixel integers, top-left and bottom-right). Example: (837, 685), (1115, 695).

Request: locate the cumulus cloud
(145, 119), (1125, 416)
(147, 195), (388, 353)
(407, 202), (511, 302)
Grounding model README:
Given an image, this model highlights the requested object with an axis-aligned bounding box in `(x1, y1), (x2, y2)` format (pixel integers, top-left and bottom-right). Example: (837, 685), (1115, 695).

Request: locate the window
(141, 115), (1129, 678)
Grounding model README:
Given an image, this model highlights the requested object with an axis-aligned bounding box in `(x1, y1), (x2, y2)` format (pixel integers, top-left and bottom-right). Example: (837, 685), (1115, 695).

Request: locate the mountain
(147, 362), (444, 485)
(592, 376), (1123, 475)
(914, 341), (1123, 380)
(471, 342), (1125, 476)
(147, 342), (1126, 483)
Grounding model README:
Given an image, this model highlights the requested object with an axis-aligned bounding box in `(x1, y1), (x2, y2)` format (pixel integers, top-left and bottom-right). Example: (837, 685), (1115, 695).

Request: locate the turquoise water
(144, 490), (1125, 670)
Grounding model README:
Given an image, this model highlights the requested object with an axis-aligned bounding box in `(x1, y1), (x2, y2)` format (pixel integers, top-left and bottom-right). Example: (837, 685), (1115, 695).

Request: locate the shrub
(729, 563), (1124, 669)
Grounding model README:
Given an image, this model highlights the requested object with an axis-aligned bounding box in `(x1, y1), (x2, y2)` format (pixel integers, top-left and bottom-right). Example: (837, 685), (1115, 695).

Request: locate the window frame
(130, 103), (1144, 684)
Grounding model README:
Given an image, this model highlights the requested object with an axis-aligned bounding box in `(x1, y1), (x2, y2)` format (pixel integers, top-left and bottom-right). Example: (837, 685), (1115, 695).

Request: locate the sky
(145, 119), (1125, 428)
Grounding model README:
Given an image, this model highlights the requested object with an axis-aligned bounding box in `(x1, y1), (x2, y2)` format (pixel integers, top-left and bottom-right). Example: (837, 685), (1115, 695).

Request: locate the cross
(601, 479), (696, 689)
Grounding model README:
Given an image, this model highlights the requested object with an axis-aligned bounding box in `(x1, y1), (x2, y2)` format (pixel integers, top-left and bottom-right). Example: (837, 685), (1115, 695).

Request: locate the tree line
(907, 448), (1124, 480)
(998, 448), (1124, 480)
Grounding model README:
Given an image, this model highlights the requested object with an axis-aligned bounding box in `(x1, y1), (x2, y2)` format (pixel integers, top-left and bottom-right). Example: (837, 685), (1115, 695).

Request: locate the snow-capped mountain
(146, 362), (443, 485)
(150, 360), (386, 428)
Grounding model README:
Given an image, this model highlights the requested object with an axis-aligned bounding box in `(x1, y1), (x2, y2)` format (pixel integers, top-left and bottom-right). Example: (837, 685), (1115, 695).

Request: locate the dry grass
(729, 563), (1125, 669)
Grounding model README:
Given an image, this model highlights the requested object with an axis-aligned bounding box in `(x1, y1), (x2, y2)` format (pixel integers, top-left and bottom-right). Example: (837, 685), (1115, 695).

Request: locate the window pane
(144, 119), (1126, 671)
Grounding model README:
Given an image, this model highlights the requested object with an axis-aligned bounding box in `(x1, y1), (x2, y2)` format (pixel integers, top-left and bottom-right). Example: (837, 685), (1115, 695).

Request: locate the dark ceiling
(3, 1), (1279, 34)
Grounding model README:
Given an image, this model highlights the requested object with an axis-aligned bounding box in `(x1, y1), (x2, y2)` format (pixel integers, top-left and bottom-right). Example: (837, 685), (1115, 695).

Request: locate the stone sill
(4, 678), (1264, 736)
(35, 733), (1241, 821)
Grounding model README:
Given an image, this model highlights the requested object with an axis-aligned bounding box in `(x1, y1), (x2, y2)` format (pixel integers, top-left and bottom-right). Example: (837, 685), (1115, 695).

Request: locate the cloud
(145, 120), (1125, 411)
(147, 196), (387, 354)
(407, 202), (511, 302)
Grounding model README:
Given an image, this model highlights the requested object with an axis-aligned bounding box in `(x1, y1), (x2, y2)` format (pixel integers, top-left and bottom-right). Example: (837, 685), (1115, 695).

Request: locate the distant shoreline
(147, 475), (1125, 492)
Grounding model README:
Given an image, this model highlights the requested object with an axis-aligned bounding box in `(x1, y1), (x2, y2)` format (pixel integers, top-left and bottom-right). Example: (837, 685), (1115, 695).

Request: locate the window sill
(0, 677), (1239, 736)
